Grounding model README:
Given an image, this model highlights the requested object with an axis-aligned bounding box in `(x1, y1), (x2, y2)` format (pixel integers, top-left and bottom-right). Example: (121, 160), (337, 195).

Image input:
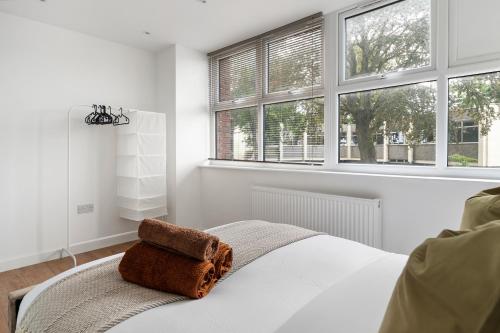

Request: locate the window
(339, 82), (437, 165)
(210, 14), (324, 164)
(264, 98), (324, 163)
(449, 120), (479, 144)
(268, 27), (323, 94)
(339, 0), (436, 166)
(218, 48), (257, 102)
(209, 0), (500, 176)
(342, 0), (432, 82)
(448, 72), (500, 168)
(216, 107), (257, 161)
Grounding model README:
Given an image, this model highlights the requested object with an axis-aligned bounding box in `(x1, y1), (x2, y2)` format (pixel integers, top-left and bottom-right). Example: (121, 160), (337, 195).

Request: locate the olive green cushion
(461, 187), (500, 230)
(379, 221), (500, 333)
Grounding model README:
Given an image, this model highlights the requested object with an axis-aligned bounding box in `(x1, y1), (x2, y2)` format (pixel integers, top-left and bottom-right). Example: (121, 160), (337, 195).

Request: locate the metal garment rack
(64, 105), (131, 268)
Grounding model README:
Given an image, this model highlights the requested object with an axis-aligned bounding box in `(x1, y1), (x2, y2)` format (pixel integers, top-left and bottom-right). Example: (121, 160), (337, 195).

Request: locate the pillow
(461, 186), (500, 230)
(379, 221), (500, 333)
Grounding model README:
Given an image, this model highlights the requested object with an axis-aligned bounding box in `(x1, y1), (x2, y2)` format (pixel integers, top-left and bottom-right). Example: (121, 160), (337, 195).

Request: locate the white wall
(0, 12), (156, 271)
(156, 45), (208, 229)
(156, 46), (177, 224)
(200, 167), (500, 254)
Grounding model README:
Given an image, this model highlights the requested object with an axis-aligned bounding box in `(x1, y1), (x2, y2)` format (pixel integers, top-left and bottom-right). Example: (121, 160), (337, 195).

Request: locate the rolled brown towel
(212, 242), (233, 280)
(119, 241), (216, 299)
(138, 219), (220, 261)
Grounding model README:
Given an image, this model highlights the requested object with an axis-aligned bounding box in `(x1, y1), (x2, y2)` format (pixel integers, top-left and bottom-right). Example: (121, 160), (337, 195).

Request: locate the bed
(16, 231), (407, 333)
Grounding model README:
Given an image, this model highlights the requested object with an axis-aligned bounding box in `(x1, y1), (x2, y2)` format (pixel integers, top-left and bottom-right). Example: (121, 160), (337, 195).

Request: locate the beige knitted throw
(17, 220), (322, 332)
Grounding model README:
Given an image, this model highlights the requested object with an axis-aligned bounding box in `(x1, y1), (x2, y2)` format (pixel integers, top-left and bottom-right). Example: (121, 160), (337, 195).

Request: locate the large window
(448, 72), (500, 168)
(209, 0), (500, 176)
(339, 0), (436, 166)
(210, 14), (324, 164)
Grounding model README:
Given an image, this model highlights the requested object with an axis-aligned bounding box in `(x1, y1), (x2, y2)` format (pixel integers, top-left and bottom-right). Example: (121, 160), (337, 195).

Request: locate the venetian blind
(208, 13), (324, 163)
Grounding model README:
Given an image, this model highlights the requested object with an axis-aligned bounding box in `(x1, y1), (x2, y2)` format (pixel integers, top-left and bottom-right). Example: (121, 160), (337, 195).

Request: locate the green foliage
(449, 73), (500, 136)
(448, 154), (478, 167)
(219, 49), (256, 101)
(345, 0), (431, 79)
(340, 83), (436, 163)
(341, 0), (499, 163)
(341, 0), (435, 163)
(264, 98), (324, 148)
(230, 107), (258, 159)
(222, 0), (500, 164)
(268, 27), (322, 93)
(226, 28), (324, 158)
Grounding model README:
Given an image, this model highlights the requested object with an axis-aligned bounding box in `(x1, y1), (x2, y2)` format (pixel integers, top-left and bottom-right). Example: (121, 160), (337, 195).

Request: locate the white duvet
(18, 235), (407, 333)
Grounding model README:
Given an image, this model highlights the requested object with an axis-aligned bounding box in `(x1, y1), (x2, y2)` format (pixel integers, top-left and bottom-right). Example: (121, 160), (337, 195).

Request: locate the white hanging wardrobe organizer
(65, 105), (166, 268)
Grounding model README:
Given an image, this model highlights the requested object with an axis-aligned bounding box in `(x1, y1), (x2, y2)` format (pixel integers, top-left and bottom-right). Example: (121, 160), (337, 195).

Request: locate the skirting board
(0, 231), (138, 272)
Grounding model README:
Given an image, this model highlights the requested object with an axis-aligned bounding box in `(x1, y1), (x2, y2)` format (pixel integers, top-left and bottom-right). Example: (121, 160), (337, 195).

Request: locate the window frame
(208, 0), (500, 180)
(328, 0), (500, 179)
(338, 0), (437, 86)
(214, 106), (259, 162)
(209, 15), (326, 164)
(262, 97), (326, 164)
(263, 24), (325, 100)
(447, 70), (500, 168)
(210, 42), (260, 113)
(337, 79), (438, 165)
(335, 0), (439, 170)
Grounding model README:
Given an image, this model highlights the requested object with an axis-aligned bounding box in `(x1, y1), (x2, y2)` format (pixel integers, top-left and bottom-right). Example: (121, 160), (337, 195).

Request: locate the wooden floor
(0, 241), (136, 333)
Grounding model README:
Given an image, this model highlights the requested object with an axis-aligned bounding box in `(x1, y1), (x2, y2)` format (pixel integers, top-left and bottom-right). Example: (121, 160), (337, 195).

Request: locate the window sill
(200, 160), (500, 183)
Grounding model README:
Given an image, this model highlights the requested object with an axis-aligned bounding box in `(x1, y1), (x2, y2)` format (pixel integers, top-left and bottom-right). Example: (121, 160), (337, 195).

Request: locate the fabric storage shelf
(119, 206), (167, 222)
(116, 110), (167, 221)
(117, 195), (167, 211)
(116, 155), (166, 178)
(117, 133), (166, 156)
(116, 111), (166, 135)
(117, 176), (166, 200)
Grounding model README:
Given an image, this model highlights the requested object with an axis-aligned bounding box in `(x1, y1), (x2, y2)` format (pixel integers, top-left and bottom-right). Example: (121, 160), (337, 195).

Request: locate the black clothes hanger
(95, 105), (113, 125)
(90, 105), (102, 124)
(113, 107), (130, 126)
(83, 105), (130, 126)
(85, 104), (99, 125)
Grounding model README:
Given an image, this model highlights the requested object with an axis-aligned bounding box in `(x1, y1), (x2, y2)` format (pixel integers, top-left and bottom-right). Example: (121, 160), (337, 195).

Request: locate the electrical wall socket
(77, 204), (94, 215)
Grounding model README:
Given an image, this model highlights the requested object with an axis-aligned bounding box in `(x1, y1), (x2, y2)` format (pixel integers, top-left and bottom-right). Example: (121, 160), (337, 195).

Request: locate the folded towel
(138, 219), (220, 261)
(212, 242), (233, 280)
(119, 241), (216, 299)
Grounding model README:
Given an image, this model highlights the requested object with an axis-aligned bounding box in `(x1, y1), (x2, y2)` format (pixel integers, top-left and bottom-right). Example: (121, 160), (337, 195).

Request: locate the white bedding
(18, 235), (407, 333)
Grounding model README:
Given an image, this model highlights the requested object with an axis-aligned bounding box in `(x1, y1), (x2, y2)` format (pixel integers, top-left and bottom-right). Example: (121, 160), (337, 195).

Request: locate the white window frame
(328, 0), (500, 179)
(209, 16), (326, 165)
(338, 0), (437, 86)
(209, 0), (500, 180)
(262, 24), (325, 100)
(210, 42), (260, 113)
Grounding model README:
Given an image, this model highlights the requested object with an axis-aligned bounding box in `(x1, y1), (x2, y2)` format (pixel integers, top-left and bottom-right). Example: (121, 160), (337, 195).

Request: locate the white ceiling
(0, 0), (357, 52)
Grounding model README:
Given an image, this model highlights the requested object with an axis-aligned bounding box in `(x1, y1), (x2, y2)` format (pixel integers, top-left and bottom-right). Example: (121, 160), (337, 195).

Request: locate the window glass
(339, 81), (437, 165)
(448, 72), (500, 167)
(264, 98), (324, 163)
(218, 48), (257, 102)
(344, 0), (432, 81)
(268, 27), (323, 93)
(216, 107), (258, 161)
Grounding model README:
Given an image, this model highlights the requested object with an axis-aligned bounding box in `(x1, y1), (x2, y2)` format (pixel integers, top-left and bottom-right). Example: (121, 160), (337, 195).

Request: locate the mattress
(18, 235), (407, 333)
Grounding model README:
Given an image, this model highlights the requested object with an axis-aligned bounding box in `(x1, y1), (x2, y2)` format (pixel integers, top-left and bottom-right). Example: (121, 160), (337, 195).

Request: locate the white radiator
(251, 186), (382, 248)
